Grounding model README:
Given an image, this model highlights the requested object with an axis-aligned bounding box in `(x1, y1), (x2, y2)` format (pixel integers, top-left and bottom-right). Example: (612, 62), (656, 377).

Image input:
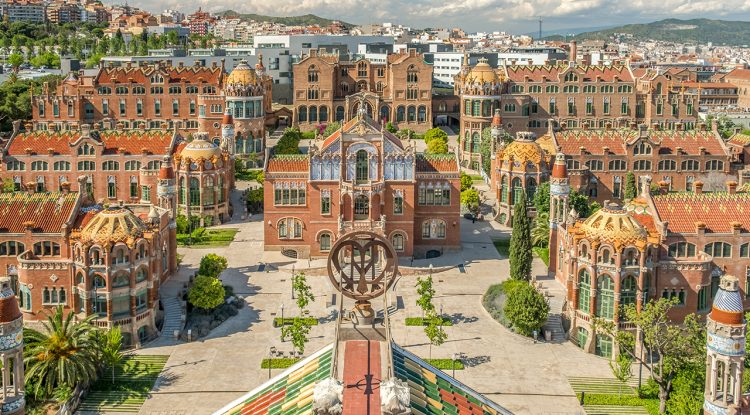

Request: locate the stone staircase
(160, 296), (184, 339)
(540, 282), (566, 342)
(584, 406), (649, 415)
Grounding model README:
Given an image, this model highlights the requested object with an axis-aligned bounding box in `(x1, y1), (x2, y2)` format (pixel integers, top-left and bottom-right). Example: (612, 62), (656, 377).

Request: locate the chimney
(81, 124), (92, 138)
(61, 182), (71, 194)
(727, 180), (738, 194)
(658, 180), (670, 194)
(698, 122), (707, 131)
(569, 40), (578, 63)
(25, 182), (36, 194)
(695, 181), (704, 194)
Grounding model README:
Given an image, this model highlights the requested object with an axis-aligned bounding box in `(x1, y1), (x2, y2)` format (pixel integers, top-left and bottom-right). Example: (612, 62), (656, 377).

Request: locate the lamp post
(280, 302), (285, 341)
(269, 346), (277, 379)
(451, 352), (458, 378)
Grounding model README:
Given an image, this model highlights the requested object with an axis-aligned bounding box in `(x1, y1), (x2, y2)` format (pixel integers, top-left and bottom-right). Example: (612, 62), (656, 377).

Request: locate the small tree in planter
(199, 254), (228, 279)
(415, 274), (436, 318)
(424, 312), (447, 359)
(188, 275), (226, 312)
(292, 272), (315, 313)
(282, 318), (311, 356)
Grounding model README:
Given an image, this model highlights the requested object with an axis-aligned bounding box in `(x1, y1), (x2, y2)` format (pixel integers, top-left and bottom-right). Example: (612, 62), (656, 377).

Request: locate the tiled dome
(500, 133), (546, 170)
(711, 275), (744, 325)
(579, 203), (647, 246)
(466, 58), (500, 84)
(180, 138), (221, 160)
(80, 207), (146, 246)
(226, 60), (258, 86)
(0, 287), (21, 324)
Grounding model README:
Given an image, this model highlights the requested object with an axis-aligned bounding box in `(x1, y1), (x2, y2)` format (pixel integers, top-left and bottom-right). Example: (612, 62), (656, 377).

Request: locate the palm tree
(531, 212), (550, 248)
(100, 326), (124, 383)
(23, 306), (101, 399)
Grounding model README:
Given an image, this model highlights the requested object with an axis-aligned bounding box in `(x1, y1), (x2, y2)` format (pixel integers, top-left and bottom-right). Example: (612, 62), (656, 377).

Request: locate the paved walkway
(137, 186), (611, 415)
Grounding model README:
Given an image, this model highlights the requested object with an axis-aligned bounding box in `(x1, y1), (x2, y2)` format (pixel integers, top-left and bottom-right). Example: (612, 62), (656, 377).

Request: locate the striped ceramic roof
(728, 133), (750, 147)
(213, 344), (333, 415)
(503, 64), (633, 83)
(392, 344), (512, 415)
(713, 289), (744, 314)
(552, 128), (728, 157)
(8, 130), (174, 156)
(0, 191), (78, 233)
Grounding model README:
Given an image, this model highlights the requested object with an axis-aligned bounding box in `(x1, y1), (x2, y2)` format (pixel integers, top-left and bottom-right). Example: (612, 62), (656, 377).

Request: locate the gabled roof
(94, 65), (224, 85)
(725, 68), (750, 81)
(320, 114), (404, 152)
(551, 128), (729, 157)
(728, 132), (750, 147)
(0, 191), (79, 234)
(552, 129), (631, 155)
(502, 64), (633, 83)
(644, 129), (729, 156)
(7, 130), (175, 156)
(267, 154), (310, 173)
(651, 192), (750, 234)
(416, 153), (458, 173)
(212, 344), (333, 415)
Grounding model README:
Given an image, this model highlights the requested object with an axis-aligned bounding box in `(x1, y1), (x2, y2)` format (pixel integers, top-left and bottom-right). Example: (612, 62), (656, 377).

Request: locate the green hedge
(405, 317), (453, 326)
(273, 317), (319, 327)
(425, 359), (465, 370)
(577, 393), (659, 415)
(260, 358), (300, 369)
(533, 247), (550, 266)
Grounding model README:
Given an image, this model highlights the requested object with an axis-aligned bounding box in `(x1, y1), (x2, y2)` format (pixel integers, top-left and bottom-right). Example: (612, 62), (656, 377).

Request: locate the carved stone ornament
(326, 231), (398, 301)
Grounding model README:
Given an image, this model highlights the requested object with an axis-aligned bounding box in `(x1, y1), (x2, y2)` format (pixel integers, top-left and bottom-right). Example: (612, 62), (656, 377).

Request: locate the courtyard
(135, 185), (614, 415)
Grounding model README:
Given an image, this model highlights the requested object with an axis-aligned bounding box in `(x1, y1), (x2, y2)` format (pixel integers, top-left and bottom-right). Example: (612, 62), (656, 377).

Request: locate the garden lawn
(492, 239), (510, 258)
(77, 355), (168, 413)
(177, 228), (239, 247)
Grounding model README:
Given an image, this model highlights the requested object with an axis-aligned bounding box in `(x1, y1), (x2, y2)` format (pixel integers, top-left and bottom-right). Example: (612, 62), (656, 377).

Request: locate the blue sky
(137, 0), (750, 34)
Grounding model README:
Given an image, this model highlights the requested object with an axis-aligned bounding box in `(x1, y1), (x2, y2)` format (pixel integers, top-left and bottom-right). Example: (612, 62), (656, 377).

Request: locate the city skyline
(119, 0), (750, 34)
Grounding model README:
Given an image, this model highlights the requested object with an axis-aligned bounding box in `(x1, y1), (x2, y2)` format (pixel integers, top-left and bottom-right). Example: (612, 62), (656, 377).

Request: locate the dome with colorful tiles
(710, 275), (745, 325)
(579, 203), (647, 247)
(500, 132), (547, 169)
(180, 138), (221, 160)
(466, 58), (500, 84)
(0, 286), (21, 325)
(80, 207), (147, 246)
(226, 60), (259, 86)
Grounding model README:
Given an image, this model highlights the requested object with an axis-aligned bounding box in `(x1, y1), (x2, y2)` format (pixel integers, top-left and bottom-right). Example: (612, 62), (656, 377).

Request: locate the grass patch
(261, 358), (301, 369)
(533, 247), (549, 266)
(492, 239), (510, 258)
(177, 228), (239, 247)
(577, 393), (659, 415)
(78, 355), (167, 413)
(273, 317), (319, 327)
(469, 174), (483, 181)
(405, 316), (453, 326)
(425, 359), (465, 370)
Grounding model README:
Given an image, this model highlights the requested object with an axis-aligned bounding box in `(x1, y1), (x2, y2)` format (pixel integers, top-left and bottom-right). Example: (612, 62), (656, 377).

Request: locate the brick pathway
(342, 340), (382, 415)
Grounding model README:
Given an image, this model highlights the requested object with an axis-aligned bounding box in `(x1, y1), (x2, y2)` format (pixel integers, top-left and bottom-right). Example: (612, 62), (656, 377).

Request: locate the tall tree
(602, 298), (705, 414)
(531, 212), (549, 248)
(509, 190), (532, 281)
(99, 326), (124, 383)
(23, 306), (101, 399)
(624, 172), (637, 200)
(533, 181), (550, 215)
(415, 274), (436, 318)
(292, 271), (315, 313)
(424, 312), (447, 359)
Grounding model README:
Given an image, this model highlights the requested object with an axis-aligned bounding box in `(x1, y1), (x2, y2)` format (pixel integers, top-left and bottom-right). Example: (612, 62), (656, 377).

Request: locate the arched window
(511, 178), (523, 205)
(621, 275), (637, 314)
(189, 178), (200, 206)
(668, 242), (696, 258)
(336, 106), (345, 121)
(407, 65), (418, 83)
(136, 267), (148, 282)
(599, 248), (612, 264)
(113, 273), (130, 288)
(471, 132), (480, 153)
(681, 159), (699, 171)
(43, 287), (50, 303)
(633, 141), (652, 155)
(355, 150), (369, 183)
(705, 242), (732, 258)
(396, 106), (405, 122)
(392, 233), (405, 251)
(278, 218), (303, 239)
(78, 143), (95, 156)
(500, 176), (508, 203)
(59, 288), (66, 304)
(319, 232), (332, 251)
(298, 106), (307, 122)
(357, 61), (367, 77)
(309, 105), (318, 122)
(33, 241), (60, 256)
(422, 220), (447, 239)
(564, 72), (578, 82)
(354, 194), (369, 220)
(90, 248), (103, 265)
(319, 106), (328, 122)
(93, 275), (106, 289)
(307, 65), (318, 83)
(380, 105), (390, 122)
(596, 275), (615, 320)
(526, 178), (537, 200)
(407, 106), (416, 122)
(578, 269), (591, 313)
(417, 106), (426, 123)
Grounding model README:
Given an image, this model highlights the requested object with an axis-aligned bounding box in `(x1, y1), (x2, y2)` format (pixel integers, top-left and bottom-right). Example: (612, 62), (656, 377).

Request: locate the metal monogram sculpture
(327, 231), (398, 301)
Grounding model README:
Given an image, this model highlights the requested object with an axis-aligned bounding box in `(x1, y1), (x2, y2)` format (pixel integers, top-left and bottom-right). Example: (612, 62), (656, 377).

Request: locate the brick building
(0, 183), (176, 346)
(550, 172), (750, 359)
(724, 68), (750, 109)
(292, 49), (434, 133)
(455, 55), (700, 168)
(263, 111), (460, 259)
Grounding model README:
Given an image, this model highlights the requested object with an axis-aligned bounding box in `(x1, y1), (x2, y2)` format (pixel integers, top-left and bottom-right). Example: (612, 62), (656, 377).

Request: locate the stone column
(637, 247), (647, 313)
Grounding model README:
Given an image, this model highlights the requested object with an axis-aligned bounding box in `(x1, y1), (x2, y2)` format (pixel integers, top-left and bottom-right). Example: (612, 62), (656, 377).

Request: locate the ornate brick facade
(264, 112), (460, 259)
(292, 49), (434, 133)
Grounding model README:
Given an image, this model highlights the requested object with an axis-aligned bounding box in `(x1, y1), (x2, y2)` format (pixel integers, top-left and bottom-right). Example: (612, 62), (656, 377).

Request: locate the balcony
(340, 218), (386, 235)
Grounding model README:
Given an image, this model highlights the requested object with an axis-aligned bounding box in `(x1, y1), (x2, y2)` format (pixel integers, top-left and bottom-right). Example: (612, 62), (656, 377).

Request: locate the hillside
(569, 18), (750, 46)
(217, 11), (353, 28)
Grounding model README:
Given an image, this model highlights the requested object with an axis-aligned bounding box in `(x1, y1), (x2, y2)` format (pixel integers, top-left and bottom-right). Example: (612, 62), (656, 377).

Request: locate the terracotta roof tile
(646, 130), (728, 156)
(726, 68), (750, 81)
(416, 153), (458, 173)
(267, 154), (309, 173)
(94, 65), (224, 85)
(652, 192), (750, 233)
(0, 191), (78, 233)
(554, 129), (631, 155)
(8, 130), (174, 156)
(728, 133), (750, 147)
(503, 64), (633, 83)
(553, 129), (728, 156)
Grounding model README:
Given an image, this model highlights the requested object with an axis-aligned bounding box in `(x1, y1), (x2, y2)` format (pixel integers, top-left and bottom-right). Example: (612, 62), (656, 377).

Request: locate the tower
(221, 109), (235, 155)
(548, 152), (569, 273)
(0, 280), (25, 415)
(704, 275), (746, 415)
(157, 155), (177, 219)
(490, 109), (502, 153)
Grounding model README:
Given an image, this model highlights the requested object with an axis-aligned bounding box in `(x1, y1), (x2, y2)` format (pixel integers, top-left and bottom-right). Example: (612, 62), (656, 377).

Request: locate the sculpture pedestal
(353, 300), (375, 326)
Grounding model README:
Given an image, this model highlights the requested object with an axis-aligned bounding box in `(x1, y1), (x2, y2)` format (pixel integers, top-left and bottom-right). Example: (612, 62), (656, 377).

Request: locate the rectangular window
(321, 194), (331, 214)
(136, 100), (143, 116)
(112, 295), (130, 317)
(130, 181), (138, 198)
(119, 100), (126, 116)
(394, 196), (403, 214)
(274, 188), (282, 205)
(136, 290), (148, 311)
(190, 100), (196, 116)
(567, 98), (574, 115)
(199, 105), (206, 117)
(173, 100), (179, 116)
(102, 100), (109, 116)
(698, 286), (709, 311)
(142, 185), (150, 201)
(155, 100), (161, 116)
